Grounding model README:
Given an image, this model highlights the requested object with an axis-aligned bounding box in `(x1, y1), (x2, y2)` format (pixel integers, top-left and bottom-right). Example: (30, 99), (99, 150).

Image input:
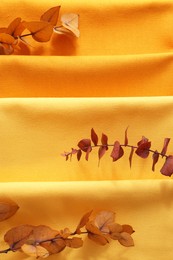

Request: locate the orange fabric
(0, 1), (173, 260)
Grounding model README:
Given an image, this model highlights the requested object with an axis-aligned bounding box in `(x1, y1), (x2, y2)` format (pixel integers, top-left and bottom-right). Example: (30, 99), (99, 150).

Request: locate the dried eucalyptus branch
(0, 210), (134, 258)
(62, 128), (173, 177)
(0, 6), (79, 55)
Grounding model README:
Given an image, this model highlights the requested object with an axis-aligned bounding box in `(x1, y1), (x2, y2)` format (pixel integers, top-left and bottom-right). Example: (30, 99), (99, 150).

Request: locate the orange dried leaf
(65, 237), (83, 248)
(40, 6), (61, 26)
(22, 21), (53, 42)
(108, 223), (123, 234)
(0, 200), (19, 222)
(75, 210), (92, 234)
(41, 239), (66, 254)
(6, 17), (24, 37)
(0, 33), (15, 44)
(86, 221), (103, 236)
(29, 225), (59, 243)
(0, 27), (7, 33)
(59, 228), (71, 238)
(88, 233), (109, 246)
(160, 155), (173, 177)
(4, 224), (34, 250)
(21, 244), (49, 258)
(110, 141), (124, 161)
(91, 128), (98, 146)
(122, 224), (135, 235)
(118, 232), (134, 247)
(94, 211), (115, 233)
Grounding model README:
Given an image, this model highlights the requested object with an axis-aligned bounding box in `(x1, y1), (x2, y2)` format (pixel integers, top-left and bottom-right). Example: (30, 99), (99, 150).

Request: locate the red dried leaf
(152, 150), (159, 172)
(78, 139), (91, 152)
(110, 141), (124, 162)
(85, 146), (92, 161)
(22, 21), (53, 42)
(91, 128), (98, 146)
(135, 137), (151, 158)
(98, 146), (107, 160)
(77, 149), (82, 161)
(129, 146), (134, 168)
(161, 138), (170, 157)
(40, 6), (61, 26)
(160, 155), (173, 177)
(101, 133), (108, 149)
(124, 127), (129, 146)
(75, 210), (93, 234)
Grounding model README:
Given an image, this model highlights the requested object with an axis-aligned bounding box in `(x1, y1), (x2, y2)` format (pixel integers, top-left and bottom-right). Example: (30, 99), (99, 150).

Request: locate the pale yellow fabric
(0, 0), (173, 259)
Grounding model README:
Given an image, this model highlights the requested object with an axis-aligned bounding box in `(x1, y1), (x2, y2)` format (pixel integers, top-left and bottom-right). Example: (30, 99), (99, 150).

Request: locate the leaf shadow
(50, 34), (77, 55)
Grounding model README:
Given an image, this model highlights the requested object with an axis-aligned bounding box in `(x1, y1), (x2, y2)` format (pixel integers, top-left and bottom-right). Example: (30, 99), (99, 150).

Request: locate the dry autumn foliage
(0, 5), (80, 55)
(0, 210), (134, 257)
(62, 128), (173, 177)
(0, 199), (19, 222)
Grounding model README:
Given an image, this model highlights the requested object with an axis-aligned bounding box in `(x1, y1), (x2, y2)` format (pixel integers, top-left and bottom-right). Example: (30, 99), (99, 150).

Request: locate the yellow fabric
(0, 0), (173, 260)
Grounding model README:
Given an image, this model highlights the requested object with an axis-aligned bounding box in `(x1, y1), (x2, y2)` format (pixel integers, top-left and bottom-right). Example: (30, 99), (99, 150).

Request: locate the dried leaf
(65, 237), (83, 248)
(124, 127), (129, 146)
(161, 138), (170, 157)
(21, 244), (49, 258)
(108, 223), (123, 234)
(152, 150), (159, 172)
(78, 139), (91, 152)
(118, 232), (134, 247)
(135, 137), (151, 158)
(6, 17), (24, 37)
(0, 27), (7, 33)
(110, 141), (124, 161)
(160, 155), (173, 177)
(91, 128), (98, 146)
(94, 211), (115, 233)
(4, 224), (34, 250)
(75, 210), (93, 234)
(101, 133), (108, 149)
(0, 33), (15, 44)
(22, 21), (53, 42)
(88, 233), (109, 246)
(122, 225), (135, 235)
(28, 225), (59, 244)
(59, 228), (71, 239)
(77, 149), (82, 161)
(41, 239), (66, 254)
(40, 6), (61, 26)
(129, 146), (134, 168)
(98, 146), (107, 161)
(0, 200), (19, 222)
(85, 146), (92, 161)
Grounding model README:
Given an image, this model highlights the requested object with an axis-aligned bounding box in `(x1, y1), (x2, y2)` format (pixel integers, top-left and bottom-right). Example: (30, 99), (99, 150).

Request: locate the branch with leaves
(0, 5), (79, 55)
(62, 128), (173, 177)
(0, 201), (134, 258)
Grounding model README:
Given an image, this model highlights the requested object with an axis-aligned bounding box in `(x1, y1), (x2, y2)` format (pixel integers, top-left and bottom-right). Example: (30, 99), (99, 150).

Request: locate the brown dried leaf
(124, 127), (129, 146)
(122, 224), (135, 235)
(0, 33), (15, 44)
(41, 239), (66, 254)
(161, 138), (170, 157)
(160, 155), (173, 177)
(75, 210), (93, 234)
(78, 139), (91, 152)
(4, 224), (34, 250)
(91, 128), (98, 146)
(21, 244), (49, 258)
(40, 6), (61, 26)
(85, 221), (103, 236)
(152, 150), (159, 172)
(108, 223), (123, 234)
(59, 228), (71, 239)
(22, 21), (53, 42)
(94, 211), (115, 233)
(129, 146), (134, 168)
(0, 200), (19, 222)
(65, 237), (83, 248)
(88, 233), (109, 246)
(118, 232), (134, 247)
(110, 141), (124, 162)
(28, 225), (59, 244)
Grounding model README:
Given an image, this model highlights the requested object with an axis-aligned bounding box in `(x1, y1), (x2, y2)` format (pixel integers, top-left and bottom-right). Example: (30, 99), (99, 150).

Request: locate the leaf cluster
(0, 209), (134, 258)
(62, 128), (173, 177)
(0, 6), (80, 55)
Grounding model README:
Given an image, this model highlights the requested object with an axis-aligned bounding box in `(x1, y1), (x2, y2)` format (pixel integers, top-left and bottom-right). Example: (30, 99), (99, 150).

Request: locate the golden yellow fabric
(0, 0), (173, 260)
